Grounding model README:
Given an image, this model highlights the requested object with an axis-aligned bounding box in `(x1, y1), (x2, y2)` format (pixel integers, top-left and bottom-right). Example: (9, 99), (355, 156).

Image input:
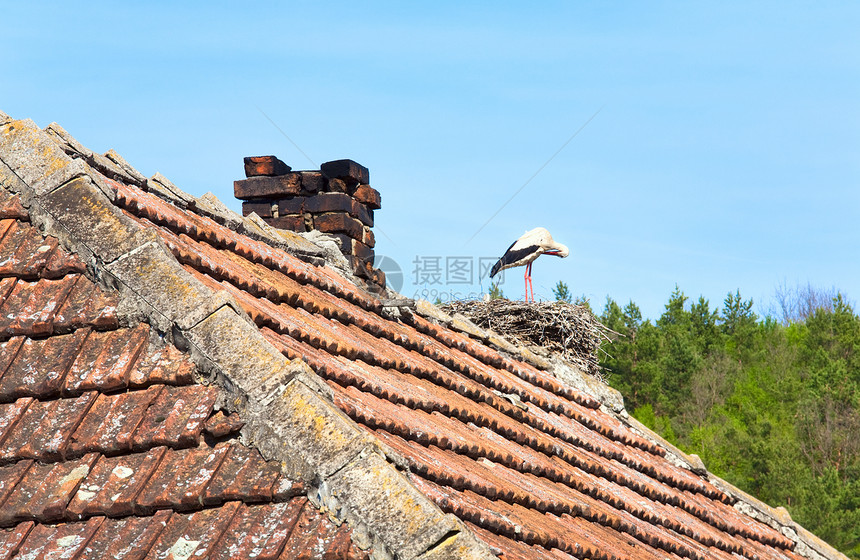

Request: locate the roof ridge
(0, 115), (495, 559)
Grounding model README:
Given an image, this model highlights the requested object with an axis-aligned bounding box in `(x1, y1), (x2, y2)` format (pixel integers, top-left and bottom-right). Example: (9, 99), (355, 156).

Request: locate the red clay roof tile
(131, 384), (218, 450)
(41, 241), (87, 279)
(81, 509), (173, 560)
(0, 277), (16, 308)
(0, 337), (25, 391)
(0, 329), (88, 400)
(0, 392), (97, 462)
(67, 385), (163, 457)
(203, 409), (245, 438)
(66, 446), (167, 518)
(0, 520), (34, 558)
(63, 323), (149, 394)
(10, 515), (104, 558)
(0, 219), (13, 244)
(0, 397), (32, 452)
(0, 194), (27, 221)
(210, 501), (306, 560)
(136, 443), (230, 511)
(129, 341), (195, 387)
(0, 459), (31, 513)
(0, 220), (59, 279)
(52, 274), (119, 332)
(274, 498), (335, 560)
(0, 275), (79, 337)
(203, 444), (280, 505)
(0, 452), (98, 524)
(142, 500), (242, 559)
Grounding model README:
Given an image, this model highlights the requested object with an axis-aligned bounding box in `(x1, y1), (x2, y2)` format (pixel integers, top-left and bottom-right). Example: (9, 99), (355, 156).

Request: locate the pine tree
(553, 281), (572, 303)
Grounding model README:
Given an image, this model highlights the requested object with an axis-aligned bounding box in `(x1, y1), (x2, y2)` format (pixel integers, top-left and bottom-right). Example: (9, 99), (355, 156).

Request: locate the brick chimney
(235, 155), (386, 291)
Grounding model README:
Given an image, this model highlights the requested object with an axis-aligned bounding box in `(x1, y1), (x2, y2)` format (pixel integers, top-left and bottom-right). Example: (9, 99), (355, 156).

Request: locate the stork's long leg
(523, 266), (530, 302)
(529, 262), (534, 302)
(526, 262), (534, 302)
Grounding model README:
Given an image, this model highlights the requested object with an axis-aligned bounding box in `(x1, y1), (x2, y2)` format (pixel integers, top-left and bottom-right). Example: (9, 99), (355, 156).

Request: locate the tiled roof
(0, 193), (367, 556)
(0, 112), (848, 560)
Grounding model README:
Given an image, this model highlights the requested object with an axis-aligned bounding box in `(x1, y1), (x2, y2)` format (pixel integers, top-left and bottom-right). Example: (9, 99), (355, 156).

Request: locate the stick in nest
(440, 298), (616, 381)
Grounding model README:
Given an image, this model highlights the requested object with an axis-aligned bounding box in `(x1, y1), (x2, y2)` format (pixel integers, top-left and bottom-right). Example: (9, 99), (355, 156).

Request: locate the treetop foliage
(600, 285), (860, 558)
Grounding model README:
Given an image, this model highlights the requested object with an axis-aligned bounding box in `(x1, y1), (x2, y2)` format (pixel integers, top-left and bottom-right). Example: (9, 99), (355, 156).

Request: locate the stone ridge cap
(409, 298), (851, 560)
(0, 115), (494, 560)
(40, 120), (374, 290)
(708, 473), (850, 560)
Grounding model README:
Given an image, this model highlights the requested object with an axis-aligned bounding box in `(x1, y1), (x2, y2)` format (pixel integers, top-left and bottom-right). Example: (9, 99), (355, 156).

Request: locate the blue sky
(3, 2), (858, 320)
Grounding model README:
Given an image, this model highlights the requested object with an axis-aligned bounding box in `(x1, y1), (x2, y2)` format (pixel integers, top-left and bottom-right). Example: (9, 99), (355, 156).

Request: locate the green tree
(722, 289), (757, 350)
(599, 285), (860, 557)
(553, 281), (572, 303)
(488, 281), (504, 300)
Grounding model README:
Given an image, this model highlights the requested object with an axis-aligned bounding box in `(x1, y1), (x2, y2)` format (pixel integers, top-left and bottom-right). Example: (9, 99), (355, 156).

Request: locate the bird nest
(440, 299), (615, 380)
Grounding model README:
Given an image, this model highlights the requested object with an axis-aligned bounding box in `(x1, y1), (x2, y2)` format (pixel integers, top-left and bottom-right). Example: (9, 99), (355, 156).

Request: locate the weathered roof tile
(67, 385), (163, 456)
(210, 501), (301, 560)
(81, 510), (173, 560)
(11, 516), (104, 558)
(0, 276), (16, 308)
(203, 444), (280, 504)
(0, 392), (96, 462)
(63, 323), (149, 394)
(131, 384), (218, 450)
(66, 446), (167, 518)
(0, 194), (28, 221)
(0, 520), (34, 558)
(0, 453), (98, 524)
(0, 220), (58, 279)
(142, 501), (241, 559)
(0, 459), (32, 514)
(203, 409), (245, 438)
(136, 443), (230, 511)
(0, 275), (78, 337)
(0, 329), (88, 400)
(52, 273), (119, 331)
(0, 397), (32, 452)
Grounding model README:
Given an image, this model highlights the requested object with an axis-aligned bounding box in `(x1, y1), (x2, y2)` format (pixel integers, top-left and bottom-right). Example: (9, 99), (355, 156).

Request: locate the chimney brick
(234, 174), (302, 200)
(321, 159), (370, 185)
(351, 202), (373, 227)
(353, 185), (381, 210)
(268, 215), (306, 232)
(278, 197), (306, 215)
(313, 213), (364, 239)
(244, 156), (291, 177)
(242, 200), (275, 218)
(350, 239), (374, 261)
(304, 193), (354, 214)
(362, 227), (375, 248)
(299, 171), (324, 192)
(326, 178), (348, 193)
(328, 233), (354, 253)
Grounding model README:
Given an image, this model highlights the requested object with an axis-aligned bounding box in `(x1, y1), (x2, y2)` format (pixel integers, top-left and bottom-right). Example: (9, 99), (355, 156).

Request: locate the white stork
(489, 227), (569, 302)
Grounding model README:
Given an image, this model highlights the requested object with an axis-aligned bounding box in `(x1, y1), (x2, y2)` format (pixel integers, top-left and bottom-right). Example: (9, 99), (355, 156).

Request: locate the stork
(489, 227), (569, 302)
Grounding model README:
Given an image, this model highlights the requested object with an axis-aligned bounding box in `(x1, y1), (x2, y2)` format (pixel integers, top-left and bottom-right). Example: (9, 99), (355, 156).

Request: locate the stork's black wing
(489, 243), (539, 277)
